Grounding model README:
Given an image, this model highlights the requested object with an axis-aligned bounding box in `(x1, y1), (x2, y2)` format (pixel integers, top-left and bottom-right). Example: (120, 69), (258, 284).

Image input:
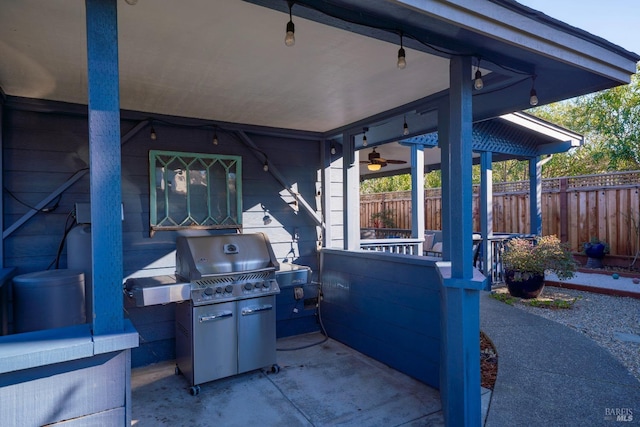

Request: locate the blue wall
(2, 100), (321, 366)
(320, 249), (441, 387)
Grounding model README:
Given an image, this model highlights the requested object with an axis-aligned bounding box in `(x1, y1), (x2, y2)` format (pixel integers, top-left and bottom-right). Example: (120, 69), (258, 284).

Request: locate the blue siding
(320, 249), (441, 387)
(2, 103), (321, 364)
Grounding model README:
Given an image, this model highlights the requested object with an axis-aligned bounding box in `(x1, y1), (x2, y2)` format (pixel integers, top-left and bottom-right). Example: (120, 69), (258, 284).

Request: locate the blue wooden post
(410, 143), (425, 253)
(85, 0), (123, 334)
(343, 131), (360, 250)
(438, 55), (483, 426)
(439, 100), (451, 260)
(480, 151), (493, 286)
(529, 157), (542, 235)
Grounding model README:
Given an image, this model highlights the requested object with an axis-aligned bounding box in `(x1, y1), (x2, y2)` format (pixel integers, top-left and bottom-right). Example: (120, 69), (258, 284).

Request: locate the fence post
(560, 177), (568, 242)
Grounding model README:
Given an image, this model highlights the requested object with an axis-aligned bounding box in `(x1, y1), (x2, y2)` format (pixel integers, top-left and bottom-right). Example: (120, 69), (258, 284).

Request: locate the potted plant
(502, 235), (577, 299)
(582, 237), (609, 269)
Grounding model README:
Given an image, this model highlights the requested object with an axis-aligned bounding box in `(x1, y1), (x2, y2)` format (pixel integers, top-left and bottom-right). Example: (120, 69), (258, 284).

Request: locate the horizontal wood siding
(3, 107), (322, 365)
(0, 350), (129, 426)
(320, 249), (441, 387)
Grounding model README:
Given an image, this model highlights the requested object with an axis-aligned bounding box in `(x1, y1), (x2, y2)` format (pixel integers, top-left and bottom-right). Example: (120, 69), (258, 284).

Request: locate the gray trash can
(13, 269), (86, 333)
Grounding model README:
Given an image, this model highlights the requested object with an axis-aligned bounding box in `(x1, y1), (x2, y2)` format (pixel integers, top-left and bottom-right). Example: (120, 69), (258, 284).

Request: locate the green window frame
(149, 150), (242, 234)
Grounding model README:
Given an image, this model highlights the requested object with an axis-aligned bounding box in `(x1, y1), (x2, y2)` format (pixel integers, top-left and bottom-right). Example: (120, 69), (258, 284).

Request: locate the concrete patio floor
(131, 332), (492, 426)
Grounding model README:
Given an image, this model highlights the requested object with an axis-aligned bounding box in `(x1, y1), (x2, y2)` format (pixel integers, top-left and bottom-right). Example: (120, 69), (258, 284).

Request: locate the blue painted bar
(320, 249), (441, 387)
(85, 0), (124, 334)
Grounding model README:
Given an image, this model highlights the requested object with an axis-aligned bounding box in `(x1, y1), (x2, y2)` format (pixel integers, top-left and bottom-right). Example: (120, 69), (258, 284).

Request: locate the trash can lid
(13, 269), (85, 287)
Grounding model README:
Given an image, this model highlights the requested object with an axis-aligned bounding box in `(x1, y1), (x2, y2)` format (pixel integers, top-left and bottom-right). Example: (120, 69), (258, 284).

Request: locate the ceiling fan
(360, 148), (407, 171)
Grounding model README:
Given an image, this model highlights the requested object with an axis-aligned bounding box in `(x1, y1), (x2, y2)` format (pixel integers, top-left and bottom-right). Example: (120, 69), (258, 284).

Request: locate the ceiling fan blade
(385, 159), (407, 164)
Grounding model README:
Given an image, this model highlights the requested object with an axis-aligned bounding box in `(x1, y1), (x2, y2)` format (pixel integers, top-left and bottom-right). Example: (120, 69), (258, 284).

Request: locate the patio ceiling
(0, 0), (637, 143)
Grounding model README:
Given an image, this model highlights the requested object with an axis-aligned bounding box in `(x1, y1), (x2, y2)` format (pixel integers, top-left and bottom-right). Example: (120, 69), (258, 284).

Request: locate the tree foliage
(532, 63), (640, 173)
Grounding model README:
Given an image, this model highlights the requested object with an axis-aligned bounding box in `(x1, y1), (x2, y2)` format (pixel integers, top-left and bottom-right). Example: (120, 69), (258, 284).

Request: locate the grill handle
(199, 311), (233, 323)
(241, 304), (273, 316)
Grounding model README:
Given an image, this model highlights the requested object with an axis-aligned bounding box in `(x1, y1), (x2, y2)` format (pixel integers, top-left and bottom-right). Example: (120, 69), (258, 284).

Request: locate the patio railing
(360, 229), (537, 285)
(359, 238), (424, 255)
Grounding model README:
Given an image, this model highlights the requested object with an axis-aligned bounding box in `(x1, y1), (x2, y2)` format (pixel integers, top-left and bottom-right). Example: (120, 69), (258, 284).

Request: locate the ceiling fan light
(367, 163), (381, 171)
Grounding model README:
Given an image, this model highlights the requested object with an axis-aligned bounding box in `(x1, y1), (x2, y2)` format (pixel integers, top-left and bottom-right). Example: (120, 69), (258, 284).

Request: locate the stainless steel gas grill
(173, 233), (281, 396)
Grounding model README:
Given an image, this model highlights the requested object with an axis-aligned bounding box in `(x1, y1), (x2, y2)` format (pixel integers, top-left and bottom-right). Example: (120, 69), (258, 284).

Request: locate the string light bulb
(473, 58), (483, 90)
(529, 75), (539, 106)
(362, 128), (368, 147)
(285, 1), (295, 47)
(150, 126), (157, 140)
(403, 116), (409, 136)
(397, 32), (406, 69)
(330, 144), (336, 155)
(212, 129), (219, 145)
(474, 69), (484, 90)
(263, 160), (269, 172)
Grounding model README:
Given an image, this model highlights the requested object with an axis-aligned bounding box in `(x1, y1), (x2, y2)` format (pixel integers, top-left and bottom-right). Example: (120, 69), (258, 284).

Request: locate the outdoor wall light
(285, 1), (295, 47)
(397, 32), (406, 69)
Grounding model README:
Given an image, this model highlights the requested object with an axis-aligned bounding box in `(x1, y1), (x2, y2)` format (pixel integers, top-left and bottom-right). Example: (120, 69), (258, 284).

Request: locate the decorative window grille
(149, 150), (242, 234)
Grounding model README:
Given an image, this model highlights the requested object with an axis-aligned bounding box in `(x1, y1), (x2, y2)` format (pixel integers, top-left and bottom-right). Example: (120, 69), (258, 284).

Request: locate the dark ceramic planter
(505, 270), (545, 299)
(584, 243), (606, 259)
(584, 243), (606, 269)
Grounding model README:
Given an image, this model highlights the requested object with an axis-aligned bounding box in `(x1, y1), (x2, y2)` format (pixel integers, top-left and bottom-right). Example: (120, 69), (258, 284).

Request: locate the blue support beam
(480, 151), (493, 287)
(439, 100), (451, 261)
(439, 56), (483, 426)
(85, 0), (123, 334)
(410, 143), (425, 253)
(529, 157), (542, 235)
(343, 130), (360, 250)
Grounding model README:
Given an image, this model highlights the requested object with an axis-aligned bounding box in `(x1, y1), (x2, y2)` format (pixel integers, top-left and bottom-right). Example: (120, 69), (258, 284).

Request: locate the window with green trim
(149, 150), (242, 233)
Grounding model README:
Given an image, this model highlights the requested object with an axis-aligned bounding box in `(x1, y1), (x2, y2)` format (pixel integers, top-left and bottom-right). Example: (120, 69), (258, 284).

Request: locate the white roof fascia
(396, 0), (638, 83)
(500, 112), (583, 147)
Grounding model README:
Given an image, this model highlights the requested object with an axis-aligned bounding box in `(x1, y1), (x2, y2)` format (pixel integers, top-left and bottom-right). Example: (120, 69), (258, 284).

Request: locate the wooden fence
(360, 171), (640, 257)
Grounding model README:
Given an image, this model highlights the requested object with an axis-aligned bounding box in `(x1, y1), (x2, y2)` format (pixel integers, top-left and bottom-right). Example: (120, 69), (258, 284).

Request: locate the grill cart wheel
(271, 364), (280, 374)
(190, 385), (201, 396)
(175, 365), (181, 376)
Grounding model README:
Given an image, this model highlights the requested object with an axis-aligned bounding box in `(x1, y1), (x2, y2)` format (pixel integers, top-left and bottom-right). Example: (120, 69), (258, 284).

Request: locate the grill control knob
(224, 285), (233, 293)
(244, 283), (253, 291)
(215, 287), (223, 294)
(204, 287), (214, 296)
(262, 281), (270, 289)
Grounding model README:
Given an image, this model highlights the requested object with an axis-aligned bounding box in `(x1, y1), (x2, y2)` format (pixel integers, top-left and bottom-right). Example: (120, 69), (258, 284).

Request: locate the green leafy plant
(489, 292), (518, 305)
(370, 209), (396, 228)
(525, 297), (579, 309)
(582, 236), (610, 255)
(502, 235), (577, 281)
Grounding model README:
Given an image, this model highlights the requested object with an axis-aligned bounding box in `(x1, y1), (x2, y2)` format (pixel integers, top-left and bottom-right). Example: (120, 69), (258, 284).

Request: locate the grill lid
(176, 233), (279, 282)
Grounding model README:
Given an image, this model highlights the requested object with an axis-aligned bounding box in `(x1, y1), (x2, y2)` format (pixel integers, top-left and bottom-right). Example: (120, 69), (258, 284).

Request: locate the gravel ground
(496, 286), (640, 383)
